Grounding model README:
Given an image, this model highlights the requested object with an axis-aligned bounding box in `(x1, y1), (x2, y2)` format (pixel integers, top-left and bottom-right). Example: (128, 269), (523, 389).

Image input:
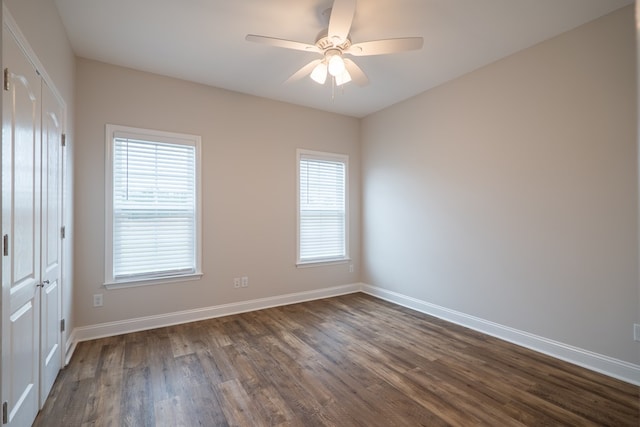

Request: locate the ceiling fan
(245, 0), (423, 87)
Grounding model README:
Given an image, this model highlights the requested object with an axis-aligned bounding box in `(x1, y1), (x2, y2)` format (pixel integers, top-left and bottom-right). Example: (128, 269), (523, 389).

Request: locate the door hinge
(61, 319), (66, 332)
(2, 235), (8, 257)
(3, 68), (9, 91)
(2, 401), (7, 424)
(61, 133), (66, 147)
(60, 226), (66, 239)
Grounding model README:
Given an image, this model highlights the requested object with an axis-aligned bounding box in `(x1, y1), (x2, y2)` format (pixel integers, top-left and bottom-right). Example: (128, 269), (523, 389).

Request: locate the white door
(1, 25), (42, 427)
(39, 79), (63, 406)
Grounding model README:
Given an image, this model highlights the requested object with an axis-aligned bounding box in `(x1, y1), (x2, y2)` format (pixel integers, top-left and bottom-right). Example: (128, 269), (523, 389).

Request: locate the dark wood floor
(35, 293), (638, 426)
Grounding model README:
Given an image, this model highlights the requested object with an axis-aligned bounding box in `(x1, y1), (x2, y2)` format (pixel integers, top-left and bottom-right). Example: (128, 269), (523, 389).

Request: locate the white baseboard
(64, 330), (77, 366)
(66, 282), (640, 386)
(70, 283), (363, 347)
(361, 284), (640, 386)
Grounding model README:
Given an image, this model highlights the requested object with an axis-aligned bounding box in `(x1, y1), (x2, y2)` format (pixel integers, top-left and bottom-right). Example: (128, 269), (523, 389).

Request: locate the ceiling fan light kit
(246, 0), (423, 90)
(309, 54), (351, 88)
(310, 62), (328, 84)
(327, 51), (345, 76)
(335, 70), (352, 86)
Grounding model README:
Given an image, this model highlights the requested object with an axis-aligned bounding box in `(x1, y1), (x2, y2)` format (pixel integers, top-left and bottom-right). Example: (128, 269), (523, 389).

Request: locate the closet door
(1, 25), (42, 427)
(39, 79), (63, 406)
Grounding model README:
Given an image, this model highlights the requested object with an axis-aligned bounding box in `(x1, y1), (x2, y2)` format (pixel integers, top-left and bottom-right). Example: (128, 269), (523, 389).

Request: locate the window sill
(104, 272), (203, 290)
(296, 258), (351, 268)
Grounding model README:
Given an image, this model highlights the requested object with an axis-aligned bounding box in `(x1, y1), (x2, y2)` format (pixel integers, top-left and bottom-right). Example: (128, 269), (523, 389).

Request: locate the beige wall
(362, 6), (639, 364)
(74, 58), (361, 327)
(5, 0), (76, 346)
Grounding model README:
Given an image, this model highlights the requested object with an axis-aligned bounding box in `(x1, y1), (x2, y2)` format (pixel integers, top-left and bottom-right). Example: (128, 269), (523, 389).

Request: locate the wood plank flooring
(34, 293), (639, 426)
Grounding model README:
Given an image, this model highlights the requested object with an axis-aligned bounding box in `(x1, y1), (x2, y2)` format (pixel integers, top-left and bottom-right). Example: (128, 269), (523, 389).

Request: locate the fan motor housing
(315, 29), (351, 52)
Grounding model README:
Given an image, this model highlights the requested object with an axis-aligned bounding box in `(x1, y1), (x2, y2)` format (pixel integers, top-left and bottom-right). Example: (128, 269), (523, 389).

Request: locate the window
(105, 124), (202, 288)
(297, 149), (349, 265)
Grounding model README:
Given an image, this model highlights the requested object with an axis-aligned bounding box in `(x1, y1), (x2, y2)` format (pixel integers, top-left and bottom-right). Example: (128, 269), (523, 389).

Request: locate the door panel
(40, 79), (63, 405)
(8, 302), (36, 424)
(40, 279), (59, 402)
(2, 25), (42, 427)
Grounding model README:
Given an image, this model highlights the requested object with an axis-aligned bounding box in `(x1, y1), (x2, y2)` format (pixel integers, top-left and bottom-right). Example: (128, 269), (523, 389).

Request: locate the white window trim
(104, 124), (203, 289)
(296, 149), (350, 267)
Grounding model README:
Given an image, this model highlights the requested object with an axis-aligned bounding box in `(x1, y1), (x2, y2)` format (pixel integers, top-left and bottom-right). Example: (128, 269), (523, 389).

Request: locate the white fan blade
(343, 58), (369, 86)
(347, 37), (423, 56)
(285, 59), (323, 83)
(246, 34), (320, 53)
(328, 0), (356, 45)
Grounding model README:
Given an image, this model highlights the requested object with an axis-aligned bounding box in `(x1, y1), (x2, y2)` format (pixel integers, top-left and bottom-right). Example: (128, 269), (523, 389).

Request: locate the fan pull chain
(331, 76), (336, 101)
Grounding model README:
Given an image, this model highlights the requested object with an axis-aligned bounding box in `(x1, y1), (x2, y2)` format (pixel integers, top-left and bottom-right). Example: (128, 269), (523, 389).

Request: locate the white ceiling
(54, 0), (633, 118)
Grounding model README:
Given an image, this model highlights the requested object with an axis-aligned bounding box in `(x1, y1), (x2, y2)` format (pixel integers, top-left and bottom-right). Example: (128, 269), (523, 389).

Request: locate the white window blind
(106, 125), (201, 286)
(298, 150), (348, 264)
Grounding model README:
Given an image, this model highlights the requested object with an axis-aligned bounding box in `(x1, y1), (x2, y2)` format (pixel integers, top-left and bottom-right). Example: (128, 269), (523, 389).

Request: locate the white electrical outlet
(233, 278), (241, 288)
(93, 294), (103, 307)
(241, 276), (249, 287)
(634, 324), (640, 342)
(349, 264), (354, 273)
